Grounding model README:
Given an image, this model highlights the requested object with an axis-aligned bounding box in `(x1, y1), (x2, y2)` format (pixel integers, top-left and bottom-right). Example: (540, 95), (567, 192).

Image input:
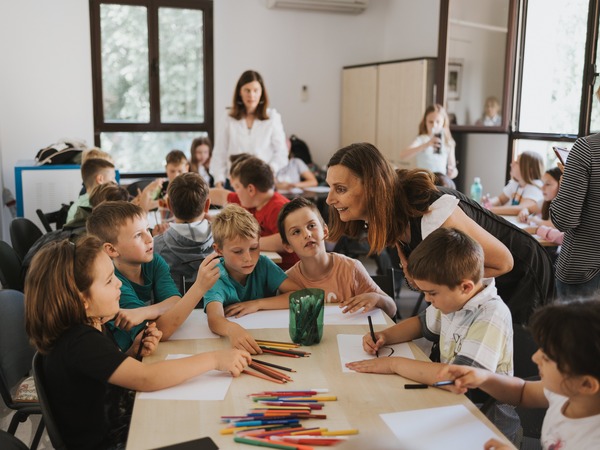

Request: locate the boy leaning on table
(86, 200), (221, 352)
(204, 204), (300, 355)
(345, 227), (520, 445)
(277, 197), (397, 318)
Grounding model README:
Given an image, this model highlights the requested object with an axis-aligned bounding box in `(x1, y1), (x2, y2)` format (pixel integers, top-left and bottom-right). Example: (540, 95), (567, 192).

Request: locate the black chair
(9, 218), (44, 261)
(0, 241), (24, 291)
(0, 430), (29, 450)
(35, 204), (71, 233)
(126, 178), (156, 197)
(0, 290), (44, 449)
(33, 352), (66, 450)
(371, 268), (400, 321)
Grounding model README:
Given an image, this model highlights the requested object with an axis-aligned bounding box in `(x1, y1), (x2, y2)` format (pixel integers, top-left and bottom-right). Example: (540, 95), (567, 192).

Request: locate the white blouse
(210, 108), (288, 185)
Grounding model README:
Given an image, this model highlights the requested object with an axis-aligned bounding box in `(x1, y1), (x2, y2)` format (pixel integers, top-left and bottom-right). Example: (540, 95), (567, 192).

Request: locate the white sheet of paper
(228, 309), (289, 329)
(337, 334), (415, 373)
(169, 310), (220, 340)
(226, 305), (387, 329)
(380, 404), (504, 450)
(324, 305), (386, 325)
(137, 354), (232, 401)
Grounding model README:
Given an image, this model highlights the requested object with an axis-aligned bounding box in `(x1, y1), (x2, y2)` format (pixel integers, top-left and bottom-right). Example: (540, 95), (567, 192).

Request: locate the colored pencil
(260, 348), (301, 358)
(259, 346), (310, 356)
(255, 340), (301, 348)
(243, 369), (286, 384)
(250, 362), (293, 382)
(252, 359), (296, 373)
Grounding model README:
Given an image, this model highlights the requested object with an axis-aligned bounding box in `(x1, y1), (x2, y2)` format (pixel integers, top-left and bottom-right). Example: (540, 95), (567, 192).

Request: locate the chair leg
(7, 411), (27, 434)
(30, 418), (45, 450)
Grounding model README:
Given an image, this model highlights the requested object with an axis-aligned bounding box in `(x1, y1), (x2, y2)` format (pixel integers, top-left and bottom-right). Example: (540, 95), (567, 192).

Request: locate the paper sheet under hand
(337, 334), (415, 373)
(380, 404), (505, 450)
(169, 310), (220, 340)
(324, 305), (386, 325)
(137, 354), (233, 401)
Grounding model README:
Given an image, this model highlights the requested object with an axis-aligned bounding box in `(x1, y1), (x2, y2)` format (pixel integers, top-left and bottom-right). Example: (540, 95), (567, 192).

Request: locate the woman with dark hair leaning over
(325, 142), (554, 325)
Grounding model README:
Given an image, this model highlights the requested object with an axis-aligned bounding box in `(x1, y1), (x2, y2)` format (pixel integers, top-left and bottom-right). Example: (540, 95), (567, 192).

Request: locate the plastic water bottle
(470, 177), (483, 204)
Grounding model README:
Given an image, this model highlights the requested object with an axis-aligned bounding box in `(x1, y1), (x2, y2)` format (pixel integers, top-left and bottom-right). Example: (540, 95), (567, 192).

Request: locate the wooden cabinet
(341, 58), (436, 168)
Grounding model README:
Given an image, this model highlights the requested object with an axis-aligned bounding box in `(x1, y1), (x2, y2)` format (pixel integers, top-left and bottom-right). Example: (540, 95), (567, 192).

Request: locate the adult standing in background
(550, 88), (600, 298)
(210, 70), (288, 188)
(326, 143), (554, 325)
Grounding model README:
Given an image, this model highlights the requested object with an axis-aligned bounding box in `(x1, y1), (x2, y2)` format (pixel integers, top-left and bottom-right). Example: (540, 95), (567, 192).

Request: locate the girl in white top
(210, 70), (288, 188)
(400, 104), (458, 179)
(485, 150), (544, 216)
(438, 300), (600, 450)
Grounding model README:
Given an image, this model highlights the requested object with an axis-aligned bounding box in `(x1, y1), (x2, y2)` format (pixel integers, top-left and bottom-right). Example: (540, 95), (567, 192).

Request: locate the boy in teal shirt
(204, 204), (300, 354)
(87, 201), (221, 351)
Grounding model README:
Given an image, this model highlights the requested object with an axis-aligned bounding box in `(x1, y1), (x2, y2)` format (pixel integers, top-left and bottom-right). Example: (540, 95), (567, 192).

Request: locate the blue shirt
(108, 254), (181, 351)
(204, 255), (287, 308)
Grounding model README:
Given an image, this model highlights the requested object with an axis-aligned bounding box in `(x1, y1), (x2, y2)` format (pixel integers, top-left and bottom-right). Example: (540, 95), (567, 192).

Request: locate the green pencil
(233, 435), (297, 449)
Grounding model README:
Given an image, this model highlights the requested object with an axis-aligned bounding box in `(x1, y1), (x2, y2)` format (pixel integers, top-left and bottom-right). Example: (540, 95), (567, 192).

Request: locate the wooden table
(499, 215), (558, 247)
(127, 313), (514, 450)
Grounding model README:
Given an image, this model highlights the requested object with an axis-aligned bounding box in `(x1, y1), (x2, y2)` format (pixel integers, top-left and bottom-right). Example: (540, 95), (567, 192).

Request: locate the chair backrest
(371, 268), (400, 321)
(35, 209), (53, 233)
(371, 269), (396, 299)
(33, 352), (66, 450)
(126, 179), (155, 197)
(0, 290), (35, 409)
(0, 241), (24, 291)
(36, 205), (71, 233)
(10, 218), (44, 260)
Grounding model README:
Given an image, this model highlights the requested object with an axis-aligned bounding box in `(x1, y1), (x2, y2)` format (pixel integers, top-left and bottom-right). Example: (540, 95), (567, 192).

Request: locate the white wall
(0, 0), (441, 240)
(213, 0), (439, 168)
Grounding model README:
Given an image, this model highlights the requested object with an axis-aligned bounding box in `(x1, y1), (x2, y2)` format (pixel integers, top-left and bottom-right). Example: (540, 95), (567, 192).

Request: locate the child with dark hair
(277, 197), (396, 317)
(154, 172), (214, 293)
(346, 227), (518, 443)
(209, 155), (299, 270)
(440, 299), (600, 450)
(66, 158), (116, 223)
(189, 136), (213, 186)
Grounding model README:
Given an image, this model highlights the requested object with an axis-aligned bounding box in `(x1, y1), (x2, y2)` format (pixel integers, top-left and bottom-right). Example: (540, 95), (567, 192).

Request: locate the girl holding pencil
(25, 236), (251, 450)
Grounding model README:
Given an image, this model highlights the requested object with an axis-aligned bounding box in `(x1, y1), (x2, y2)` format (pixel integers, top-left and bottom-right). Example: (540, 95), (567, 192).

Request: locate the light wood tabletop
(127, 312), (515, 450)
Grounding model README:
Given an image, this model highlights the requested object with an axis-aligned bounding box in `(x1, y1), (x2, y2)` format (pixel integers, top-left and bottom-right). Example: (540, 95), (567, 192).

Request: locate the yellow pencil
(286, 396), (337, 401)
(322, 429), (359, 436)
(290, 428), (328, 435)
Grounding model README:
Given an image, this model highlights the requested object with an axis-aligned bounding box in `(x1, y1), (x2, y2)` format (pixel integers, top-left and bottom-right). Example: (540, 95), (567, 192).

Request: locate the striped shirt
(550, 132), (600, 284)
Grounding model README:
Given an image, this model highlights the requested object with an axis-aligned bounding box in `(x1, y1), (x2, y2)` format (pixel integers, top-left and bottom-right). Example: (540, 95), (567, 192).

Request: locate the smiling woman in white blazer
(211, 70), (288, 188)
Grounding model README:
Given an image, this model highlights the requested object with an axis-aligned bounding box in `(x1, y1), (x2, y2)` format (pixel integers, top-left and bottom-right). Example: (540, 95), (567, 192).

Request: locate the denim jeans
(555, 272), (600, 300)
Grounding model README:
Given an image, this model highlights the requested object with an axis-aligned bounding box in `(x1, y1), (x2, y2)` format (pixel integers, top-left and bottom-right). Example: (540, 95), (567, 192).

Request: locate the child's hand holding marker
(435, 364), (489, 394)
(132, 322), (162, 360)
(362, 328), (386, 356)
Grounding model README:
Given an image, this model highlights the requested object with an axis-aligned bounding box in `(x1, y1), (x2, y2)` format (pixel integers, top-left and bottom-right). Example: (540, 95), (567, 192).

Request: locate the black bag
(36, 142), (84, 165)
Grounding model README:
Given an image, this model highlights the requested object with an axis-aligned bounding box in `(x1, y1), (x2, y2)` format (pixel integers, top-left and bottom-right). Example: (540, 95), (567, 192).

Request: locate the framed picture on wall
(447, 60), (463, 101)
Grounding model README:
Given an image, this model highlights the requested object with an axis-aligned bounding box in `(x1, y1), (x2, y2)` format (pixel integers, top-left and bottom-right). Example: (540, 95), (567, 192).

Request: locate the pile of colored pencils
(255, 340), (311, 358)
(221, 390), (357, 448)
(243, 359), (295, 384)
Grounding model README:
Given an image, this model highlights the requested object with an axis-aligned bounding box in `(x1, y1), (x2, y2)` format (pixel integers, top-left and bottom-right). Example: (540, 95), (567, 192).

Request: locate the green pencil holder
(289, 288), (325, 346)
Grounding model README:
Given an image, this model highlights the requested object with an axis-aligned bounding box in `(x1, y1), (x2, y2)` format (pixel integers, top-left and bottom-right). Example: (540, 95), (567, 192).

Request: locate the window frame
(89, 0), (214, 175)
